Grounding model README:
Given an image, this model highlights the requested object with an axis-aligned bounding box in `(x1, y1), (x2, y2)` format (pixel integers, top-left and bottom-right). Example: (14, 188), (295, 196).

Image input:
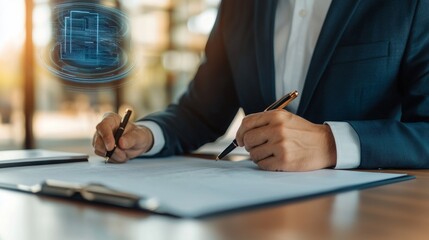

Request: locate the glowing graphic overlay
(42, 2), (133, 85)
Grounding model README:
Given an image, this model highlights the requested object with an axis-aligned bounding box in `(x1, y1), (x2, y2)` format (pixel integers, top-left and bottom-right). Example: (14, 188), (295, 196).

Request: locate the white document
(0, 156), (410, 217)
(195, 138), (249, 156)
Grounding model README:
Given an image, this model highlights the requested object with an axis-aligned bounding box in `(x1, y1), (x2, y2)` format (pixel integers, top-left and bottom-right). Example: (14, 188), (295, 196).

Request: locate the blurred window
(0, 0), (219, 153)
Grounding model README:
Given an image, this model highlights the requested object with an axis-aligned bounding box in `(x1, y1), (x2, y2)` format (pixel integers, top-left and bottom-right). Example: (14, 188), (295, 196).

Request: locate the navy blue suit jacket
(143, 0), (429, 169)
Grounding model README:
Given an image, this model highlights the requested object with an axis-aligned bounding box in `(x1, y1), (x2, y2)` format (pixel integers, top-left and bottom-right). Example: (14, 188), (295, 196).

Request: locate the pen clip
(264, 90), (298, 111)
(39, 179), (159, 210)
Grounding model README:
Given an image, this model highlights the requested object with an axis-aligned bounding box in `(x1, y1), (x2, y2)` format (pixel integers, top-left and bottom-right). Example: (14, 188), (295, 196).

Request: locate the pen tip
(105, 157), (109, 164)
(217, 141), (237, 161)
(215, 156), (220, 161)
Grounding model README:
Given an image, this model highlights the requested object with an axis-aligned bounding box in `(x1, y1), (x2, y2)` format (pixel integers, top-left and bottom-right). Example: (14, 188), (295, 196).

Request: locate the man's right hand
(92, 112), (154, 163)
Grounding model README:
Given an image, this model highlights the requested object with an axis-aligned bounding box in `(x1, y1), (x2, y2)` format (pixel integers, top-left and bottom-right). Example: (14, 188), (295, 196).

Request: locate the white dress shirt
(139, 0), (361, 169)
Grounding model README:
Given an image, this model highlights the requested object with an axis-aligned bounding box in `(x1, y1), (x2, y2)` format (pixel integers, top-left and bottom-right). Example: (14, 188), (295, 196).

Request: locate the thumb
(118, 126), (153, 151)
(118, 133), (135, 150)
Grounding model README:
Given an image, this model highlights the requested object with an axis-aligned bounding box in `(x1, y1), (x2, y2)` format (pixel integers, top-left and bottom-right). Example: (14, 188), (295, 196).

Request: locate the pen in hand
(216, 90), (299, 160)
(105, 109), (133, 163)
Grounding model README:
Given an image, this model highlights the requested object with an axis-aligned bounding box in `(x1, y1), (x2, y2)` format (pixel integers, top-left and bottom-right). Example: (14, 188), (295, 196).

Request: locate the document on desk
(0, 156), (413, 218)
(0, 149), (88, 168)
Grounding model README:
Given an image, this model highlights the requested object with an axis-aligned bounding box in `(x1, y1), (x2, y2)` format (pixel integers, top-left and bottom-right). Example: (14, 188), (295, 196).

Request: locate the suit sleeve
(349, 0), (429, 169)
(139, 1), (240, 157)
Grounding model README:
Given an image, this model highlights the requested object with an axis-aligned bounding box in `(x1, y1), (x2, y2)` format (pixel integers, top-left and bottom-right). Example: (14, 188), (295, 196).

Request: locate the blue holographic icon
(61, 10), (118, 68)
(42, 2), (133, 85)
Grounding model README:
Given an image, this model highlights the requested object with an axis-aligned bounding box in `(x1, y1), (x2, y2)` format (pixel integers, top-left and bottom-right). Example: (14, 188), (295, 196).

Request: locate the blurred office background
(0, 0), (220, 154)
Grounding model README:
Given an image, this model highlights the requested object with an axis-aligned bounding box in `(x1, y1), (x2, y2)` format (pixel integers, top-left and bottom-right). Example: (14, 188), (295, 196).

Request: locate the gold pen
(216, 90), (299, 160)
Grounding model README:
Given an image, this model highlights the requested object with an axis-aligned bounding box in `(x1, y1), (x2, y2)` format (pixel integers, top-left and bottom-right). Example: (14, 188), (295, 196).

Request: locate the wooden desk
(0, 168), (428, 240)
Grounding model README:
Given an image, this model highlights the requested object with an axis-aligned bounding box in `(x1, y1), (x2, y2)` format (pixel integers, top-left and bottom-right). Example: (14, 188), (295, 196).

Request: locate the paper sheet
(195, 138), (249, 156)
(0, 156), (409, 217)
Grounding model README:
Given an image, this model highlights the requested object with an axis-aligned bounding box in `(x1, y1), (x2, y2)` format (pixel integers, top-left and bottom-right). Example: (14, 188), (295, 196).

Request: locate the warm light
(33, 4), (51, 46)
(0, 0), (25, 53)
(204, 0), (220, 5)
(162, 50), (200, 72)
(121, 0), (171, 9)
(187, 8), (217, 35)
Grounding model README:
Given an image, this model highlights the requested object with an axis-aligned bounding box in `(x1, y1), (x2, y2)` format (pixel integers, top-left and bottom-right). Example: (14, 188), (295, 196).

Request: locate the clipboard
(19, 179), (160, 212)
(0, 157), (415, 218)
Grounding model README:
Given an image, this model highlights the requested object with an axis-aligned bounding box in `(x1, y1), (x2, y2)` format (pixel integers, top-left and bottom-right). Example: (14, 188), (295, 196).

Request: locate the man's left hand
(235, 109), (337, 171)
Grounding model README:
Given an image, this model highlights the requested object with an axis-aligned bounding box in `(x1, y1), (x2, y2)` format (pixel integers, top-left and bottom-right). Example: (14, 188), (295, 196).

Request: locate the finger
(102, 112), (122, 128)
(256, 157), (284, 171)
(93, 132), (108, 156)
(94, 148), (106, 158)
(258, 145), (311, 172)
(118, 124), (141, 150)
(236, 112), (270, 146)
(107, 148), (128, 163)
(96, 113), (121, 151)
(119, 125), (154, 153)
(242, 125), (273, 151)
(254, 142), (292, 171)
(91, 132), (97, 147)
(96, 125), (116, 151)
(256, 146), (293, 171)
(118, 131), (138, 150)
(248, 144), (274, 164)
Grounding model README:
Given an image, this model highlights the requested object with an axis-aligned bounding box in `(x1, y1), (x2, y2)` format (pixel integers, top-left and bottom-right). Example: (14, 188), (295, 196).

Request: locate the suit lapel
(297, 0), (362, 116)
(254, 0), (278, 107)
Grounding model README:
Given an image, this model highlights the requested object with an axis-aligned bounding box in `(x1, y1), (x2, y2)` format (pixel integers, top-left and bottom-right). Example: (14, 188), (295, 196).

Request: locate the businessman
(93, 0), (429, 171)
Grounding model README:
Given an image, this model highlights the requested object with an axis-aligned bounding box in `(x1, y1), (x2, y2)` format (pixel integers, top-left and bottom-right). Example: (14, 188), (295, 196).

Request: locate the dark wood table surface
(0, 158), (428, 240)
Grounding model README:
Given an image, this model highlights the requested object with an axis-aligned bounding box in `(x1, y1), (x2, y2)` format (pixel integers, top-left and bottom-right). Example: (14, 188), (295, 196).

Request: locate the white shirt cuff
(135, 121), (165, 156)
(325, 121), (361, 169)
